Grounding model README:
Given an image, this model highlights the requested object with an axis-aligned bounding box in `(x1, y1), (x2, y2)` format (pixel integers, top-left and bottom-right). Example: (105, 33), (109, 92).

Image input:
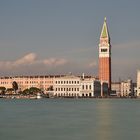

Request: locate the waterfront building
(53, 75), (81, 97)
(120, 79), (133, 97)
(99, 17), (111, 93)
(137, 70), (140, 96)
(80, 77), (101, 97)
(111, 80), (134, 97)
(53, 74), (107, 97)
(133, 83), (137, 96)
(0, 74), (109, 97)
(0, 76), (54, 93)
(111, 82), (121, 96)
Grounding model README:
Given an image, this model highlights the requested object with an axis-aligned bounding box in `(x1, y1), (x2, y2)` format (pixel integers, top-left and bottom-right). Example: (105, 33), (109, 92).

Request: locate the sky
(0, 0), (140, 81)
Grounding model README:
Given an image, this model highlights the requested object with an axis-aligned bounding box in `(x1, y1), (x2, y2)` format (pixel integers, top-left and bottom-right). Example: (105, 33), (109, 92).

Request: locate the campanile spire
(100, 17), (110, 39)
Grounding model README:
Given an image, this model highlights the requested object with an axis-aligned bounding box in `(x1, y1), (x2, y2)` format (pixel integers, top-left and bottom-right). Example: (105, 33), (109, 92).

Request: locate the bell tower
(99, 17), (111, 92)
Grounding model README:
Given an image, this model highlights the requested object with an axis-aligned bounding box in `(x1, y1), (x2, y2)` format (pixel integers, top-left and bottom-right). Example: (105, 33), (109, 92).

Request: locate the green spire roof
(100, 17), (109, 38)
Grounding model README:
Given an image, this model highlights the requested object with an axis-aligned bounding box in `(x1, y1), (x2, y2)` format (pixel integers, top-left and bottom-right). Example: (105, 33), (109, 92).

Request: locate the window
(89, 85), (91, 90)
(101, 48), (107, 52)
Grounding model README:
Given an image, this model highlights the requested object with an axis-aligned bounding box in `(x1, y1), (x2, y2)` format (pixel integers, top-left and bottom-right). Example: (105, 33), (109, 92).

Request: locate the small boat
(36, 93), (42, 99)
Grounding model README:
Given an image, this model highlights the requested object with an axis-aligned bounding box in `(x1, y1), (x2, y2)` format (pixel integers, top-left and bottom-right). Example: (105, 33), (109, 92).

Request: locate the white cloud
(88, 61), (97, 68)
(0, 53), (98, 76)
(14, 53), (37, 66)
(43, 58), (67, 66)
(0, 53), (68, 70)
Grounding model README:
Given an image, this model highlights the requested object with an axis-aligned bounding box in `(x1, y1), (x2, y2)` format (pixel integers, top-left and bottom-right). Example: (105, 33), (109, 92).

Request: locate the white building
(137, 70), (140, 97)
(53, 74), (107, 97)
(121, 79), (133, 97)
(53, 75), (81, 97)
(80, 77), (101, 97)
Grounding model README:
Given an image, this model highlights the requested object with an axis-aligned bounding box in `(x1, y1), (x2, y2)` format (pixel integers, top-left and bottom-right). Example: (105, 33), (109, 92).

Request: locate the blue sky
(0, 0), (140, 81)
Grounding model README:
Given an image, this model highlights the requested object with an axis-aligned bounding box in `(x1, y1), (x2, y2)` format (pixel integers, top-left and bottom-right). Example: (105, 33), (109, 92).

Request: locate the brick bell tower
(99, 17), (111, 93)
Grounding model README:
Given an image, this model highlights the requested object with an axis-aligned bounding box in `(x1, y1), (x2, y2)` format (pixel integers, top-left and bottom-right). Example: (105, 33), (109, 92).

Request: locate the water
(0, 98), (140, 140)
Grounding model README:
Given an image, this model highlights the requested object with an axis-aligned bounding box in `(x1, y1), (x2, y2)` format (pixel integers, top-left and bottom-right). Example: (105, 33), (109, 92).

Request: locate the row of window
(55, 87), (79, 92)
(55, 80), (80, 84)
(0, 81), (53, 85)
(56, 93), (79, 96)
(56, 93), (92, 97)
(0, 82), (12, 84)
(82, 85), (92, 90)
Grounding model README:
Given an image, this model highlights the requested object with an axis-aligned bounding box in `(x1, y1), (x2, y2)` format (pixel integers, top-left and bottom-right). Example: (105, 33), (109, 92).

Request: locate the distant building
(53, 74), (107, 97)
(111, 80), (135, 97)
(0, 76), (54, 92)
(121, 79), (133, 97)
(53, 75), (81, 97)
(80, 77), (101, 97)
(111, 82), (121, 96)
(137, 70), (140, 97)
(133, 83), (137, 96)
(0, 74), (108, 97)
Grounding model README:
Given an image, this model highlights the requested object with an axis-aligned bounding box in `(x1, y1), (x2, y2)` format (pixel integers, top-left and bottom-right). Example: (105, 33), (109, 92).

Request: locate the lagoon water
(0, 98), (140, 140)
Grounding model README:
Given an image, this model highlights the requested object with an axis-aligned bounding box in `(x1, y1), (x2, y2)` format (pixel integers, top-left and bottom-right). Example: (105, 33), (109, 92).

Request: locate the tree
(29, 87), (41, 94)
(12, 81), (18, 94)
(0, 87), (6, 94)
(47, 86), (53, 91)
(22, 89), (30, 95)
(6, 88), (14, 94)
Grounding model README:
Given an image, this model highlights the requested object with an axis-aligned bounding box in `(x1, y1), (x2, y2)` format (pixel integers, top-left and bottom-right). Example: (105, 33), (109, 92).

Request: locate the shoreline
(0, 94), (138, 99)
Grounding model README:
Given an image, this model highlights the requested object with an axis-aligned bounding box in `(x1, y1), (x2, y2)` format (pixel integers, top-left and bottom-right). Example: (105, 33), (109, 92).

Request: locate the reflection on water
(0, 99), (140, 140)
(96, 100), (112, 140)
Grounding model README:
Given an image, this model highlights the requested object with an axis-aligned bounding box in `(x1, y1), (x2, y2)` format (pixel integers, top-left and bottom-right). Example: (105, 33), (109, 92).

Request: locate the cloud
(88, 61), (97, 68)
(0, 52), (98, 76)
(0, 53), (68, 71)
(14, 53), (37, 66)
(43, 58), (67, 66)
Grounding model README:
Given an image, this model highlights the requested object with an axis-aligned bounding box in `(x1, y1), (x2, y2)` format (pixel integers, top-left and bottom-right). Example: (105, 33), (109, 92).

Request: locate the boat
(36, 93), (42, 99)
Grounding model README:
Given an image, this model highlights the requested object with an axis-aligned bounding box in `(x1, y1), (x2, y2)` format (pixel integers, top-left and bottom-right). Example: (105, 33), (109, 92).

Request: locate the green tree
(12, 81), (18, 93)
(47, 86), (53, 91)
(29, 87), (41, 94)
(22, 89), (30, 95)
(6, 88), (14, 94)
(0, 87), (6, 94)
